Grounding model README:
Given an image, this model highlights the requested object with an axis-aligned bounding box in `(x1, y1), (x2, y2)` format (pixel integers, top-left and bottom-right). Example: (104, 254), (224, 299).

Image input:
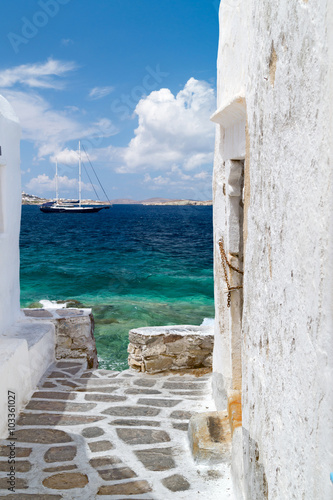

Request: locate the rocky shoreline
(22, 192), (212, 206)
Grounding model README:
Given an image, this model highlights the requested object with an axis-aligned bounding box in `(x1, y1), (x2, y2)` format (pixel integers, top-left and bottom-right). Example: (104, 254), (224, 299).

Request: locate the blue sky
(0, 0), (219, 201)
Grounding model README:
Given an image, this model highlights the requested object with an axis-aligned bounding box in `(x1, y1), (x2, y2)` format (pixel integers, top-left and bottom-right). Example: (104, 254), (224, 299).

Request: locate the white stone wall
(0, 97), (57, 439)
(212, 1), (333, 498)
(0, 95), (21, 336)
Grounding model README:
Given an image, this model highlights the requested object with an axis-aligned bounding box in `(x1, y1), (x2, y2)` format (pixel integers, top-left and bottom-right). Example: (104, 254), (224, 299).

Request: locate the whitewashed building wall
(212, 1), (333, 499)
(0, 95), (22, 335)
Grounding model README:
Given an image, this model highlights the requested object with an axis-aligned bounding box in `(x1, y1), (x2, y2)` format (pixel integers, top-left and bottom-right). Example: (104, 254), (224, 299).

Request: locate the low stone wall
(128, 325), (214, 373)
(23, 308), (98, 368)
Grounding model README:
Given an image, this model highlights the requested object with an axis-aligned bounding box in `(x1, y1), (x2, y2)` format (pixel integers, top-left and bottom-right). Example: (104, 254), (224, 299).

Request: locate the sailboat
(40, 142), (111, 213)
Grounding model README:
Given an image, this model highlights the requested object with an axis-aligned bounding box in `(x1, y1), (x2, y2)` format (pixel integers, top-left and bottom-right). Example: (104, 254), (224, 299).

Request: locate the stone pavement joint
(0, 360), (234, 499)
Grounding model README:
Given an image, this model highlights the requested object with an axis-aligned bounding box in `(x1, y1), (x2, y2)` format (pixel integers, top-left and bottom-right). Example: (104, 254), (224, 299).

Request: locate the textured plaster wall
(0, 95), (21, 336)
(213, 0), (333, 498)
(212, 3), (248, 404)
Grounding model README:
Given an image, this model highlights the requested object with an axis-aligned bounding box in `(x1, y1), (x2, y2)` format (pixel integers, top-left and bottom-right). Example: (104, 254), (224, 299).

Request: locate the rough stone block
(128, 325), (214, 374)
(56, 313), (98, 368)
(145, 356), (173, 373)
(188, 411), (231, 464)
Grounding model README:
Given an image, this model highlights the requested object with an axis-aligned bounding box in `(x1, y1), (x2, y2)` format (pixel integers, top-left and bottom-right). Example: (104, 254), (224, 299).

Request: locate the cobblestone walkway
(0, 360), (234, 499)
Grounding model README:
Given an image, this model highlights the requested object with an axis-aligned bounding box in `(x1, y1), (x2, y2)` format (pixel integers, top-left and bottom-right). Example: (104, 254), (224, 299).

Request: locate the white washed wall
(212, 0), (333, 498)
(0, 95), (21, 336)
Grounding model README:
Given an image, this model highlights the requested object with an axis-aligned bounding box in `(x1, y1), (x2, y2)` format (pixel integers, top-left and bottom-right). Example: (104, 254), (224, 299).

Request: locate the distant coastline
(22, 192), (212, 206)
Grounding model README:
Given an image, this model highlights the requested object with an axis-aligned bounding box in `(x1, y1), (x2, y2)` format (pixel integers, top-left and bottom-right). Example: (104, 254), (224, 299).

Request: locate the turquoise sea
(20, 205), (214, 370)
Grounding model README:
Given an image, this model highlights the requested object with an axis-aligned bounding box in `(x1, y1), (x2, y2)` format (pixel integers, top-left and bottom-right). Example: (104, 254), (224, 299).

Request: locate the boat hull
(40, 205), (110, 213)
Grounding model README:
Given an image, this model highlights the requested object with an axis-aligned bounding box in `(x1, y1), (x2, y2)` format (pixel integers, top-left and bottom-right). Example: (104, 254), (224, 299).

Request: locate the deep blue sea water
(20, 204), (214, 370)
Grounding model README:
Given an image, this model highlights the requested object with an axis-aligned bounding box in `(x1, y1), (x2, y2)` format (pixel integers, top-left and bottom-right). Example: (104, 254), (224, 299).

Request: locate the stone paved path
(0, 360), (234, 499)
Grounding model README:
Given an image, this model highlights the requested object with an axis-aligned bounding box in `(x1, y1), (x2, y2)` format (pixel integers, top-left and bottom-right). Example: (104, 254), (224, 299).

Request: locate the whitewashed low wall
(128, 325), (214, 373)
(0, 319), (55, 439)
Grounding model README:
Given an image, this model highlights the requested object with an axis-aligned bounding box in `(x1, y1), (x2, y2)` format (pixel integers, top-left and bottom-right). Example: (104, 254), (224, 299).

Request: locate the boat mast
(55, 159), (59, 202)
(79, 141), (81, 207)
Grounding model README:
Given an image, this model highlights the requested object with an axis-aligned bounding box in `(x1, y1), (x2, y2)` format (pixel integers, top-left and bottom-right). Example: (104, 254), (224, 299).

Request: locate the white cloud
(194, 171), (210, 180)
(26, 174), (92, 195)
(0, 59), (118, 160)
(140, 164), (212, 199)
(50, 148), (79, 165)
(88, 86), (114, 100)
(184, 152), (214, 171)
(2, 89), (118, 160)
(0, 59), (77, 89)
(151, 175), (169, 186)
(170, 165), (191, 181)
(116, 78), (216, 174)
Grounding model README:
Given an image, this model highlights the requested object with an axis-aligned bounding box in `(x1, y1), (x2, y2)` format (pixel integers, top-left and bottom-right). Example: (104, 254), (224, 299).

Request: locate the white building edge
(0, 95), (55, 439)
(211, 0), (333, 498)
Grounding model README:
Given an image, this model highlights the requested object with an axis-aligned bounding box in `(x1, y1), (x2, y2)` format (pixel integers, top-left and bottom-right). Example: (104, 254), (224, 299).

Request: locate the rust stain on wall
(228, 391), (242, 435)
(269, 43), (278, 86)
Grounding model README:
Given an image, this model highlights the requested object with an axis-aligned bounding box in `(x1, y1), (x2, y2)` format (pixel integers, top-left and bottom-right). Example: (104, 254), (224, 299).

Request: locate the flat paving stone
(116, 428), (170, 445)
(80, 372), (99, 378)
(166, 375), (210, 381)
(125, 388), (162, 395)
(42, 382), (57, 388)
(102, 406), (160, 417)
(0, 446), (31, 457)
(74, 379), (119, 386)
(171, 391), (206, 396)
(42, 472), (88, 489)
(97, 480), (152, 496)
(135, 447), (176, 471)
(75, 386), (118, 393)
(84, 394), (127, 403)
(31, 391), (77, 400)
(25, 401), (96, 412)
(97, 466), (137, 481)
(57, 380), (79, 388)
(163, 382), (204, 390)
(81, 426), (105, 438)
(89, 456), (122, 469)
(61, 366), (81, 375)
(170, 410), (194, 420)
(43, 464), (78, 473)
(44, 445), (77, 463)
(137, 398), (181, 408)
(0, 495), (62, 499)
(110, 419), (161, 427)
(133, 379), (156, 387)
(88, 440), (113, 452)
(47, 371), (69, 379)
(17, 413), (104, 426)
(14, 429), (72, 444)
(162, 474), (191, 491)
(0, 460), (31, 472)
(173, 422), (189, 431)
(0, 477), (28, 489)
